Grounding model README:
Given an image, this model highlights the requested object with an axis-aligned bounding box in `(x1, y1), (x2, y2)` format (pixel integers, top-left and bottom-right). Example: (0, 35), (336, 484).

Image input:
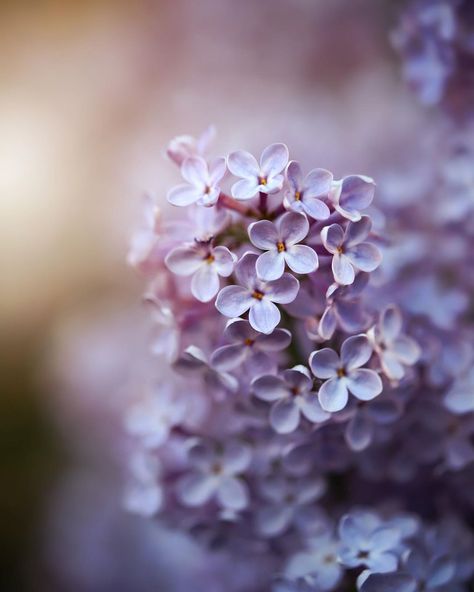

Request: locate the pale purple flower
(321, 216), (382, 285)
(165, 242), (236, 302)
(166, 124), (215, 166)
(127, 194), (161, 272)
(328, 175), (376, 221)
(249, 211), (318, 281)
(368, 305), (421, 381)
(144, 295), (180, 362)
(124, 387), (186, 449)
(284, 533), (343, 591)
(167, 156), (226, 207)
(252, 366), (330, 434)
(256, 473), (326, 537)
(227, 143), (289, 200)
(444, 366), (474, 414)
(177, 439), (251, 511)
(338, 512), (402, 574)
(215, 252), (299, 334)
(123, 451), (162, 517)
(309, 335), (383, 412)
(173, 345), (238, 394)
(211, 318), (291, 372)
(284, 161), (332, 220)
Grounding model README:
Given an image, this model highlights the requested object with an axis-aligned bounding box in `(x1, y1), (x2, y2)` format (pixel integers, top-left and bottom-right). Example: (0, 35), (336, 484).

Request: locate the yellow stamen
(258, 176), (267, 186)
(205, 254), (215, 264)
(277, 241), (286, 253)
(244, 338), (255, 346)
(252, 290), (264, 301)
(294, 190), (301, 201)
(337, 367), (346, 378)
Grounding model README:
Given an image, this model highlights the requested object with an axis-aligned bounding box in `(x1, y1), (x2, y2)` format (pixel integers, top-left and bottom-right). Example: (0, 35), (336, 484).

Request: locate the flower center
(211, 462), (223, 475)
(291, 387), (300, 396)
(323, 554), (335, 564)
(258, 176), (267, 186)
(277, 241), (286, 253)
(336, 246), (344, 254)
(244, 338), (255, 347)
(252, 289), (264, 300)
(357, 550), (370, 560)
(203, 185), (211, 195)
(294, 190), (301, 201)
(205, 253), (215, 264)
(337, 367), (346, 378)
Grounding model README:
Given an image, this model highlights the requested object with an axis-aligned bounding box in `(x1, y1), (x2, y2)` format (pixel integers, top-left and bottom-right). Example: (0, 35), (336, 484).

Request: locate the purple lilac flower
(284, 532), (343, 591)
(166, 124), (216, 166)
(167, 156), (226, 207)
(444, 365), (474, 414)
(309, 335), (383, 412)
(368, 305), (421, 381)
(249, 211), (318, 281)
(215, 252), (299, 334)
(211, 318), (291, 372)
(252, 366), (330, 434)
(123, 451), (163, 517)
(256, 473), (326, 537)
(321, 216), (382, 285)
(284, 161), (332, 220)
(173, 345), (238, 395)
(177, 439), (251, 511)
(165, 241), (236, 302)
(227, 143), (289, 200)
(328, 175), (376, 222)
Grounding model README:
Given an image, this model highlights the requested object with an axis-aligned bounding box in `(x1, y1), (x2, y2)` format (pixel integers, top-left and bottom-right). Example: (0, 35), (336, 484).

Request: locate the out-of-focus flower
(167, 156), (226, 207)
(249, 211), (318, 281)
(166, 125), (216, 166)
(174, 345), (238, 395)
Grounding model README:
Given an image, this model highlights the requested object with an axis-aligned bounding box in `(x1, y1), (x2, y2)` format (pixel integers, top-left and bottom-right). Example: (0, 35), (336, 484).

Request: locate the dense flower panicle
(123, 122), (474, 592)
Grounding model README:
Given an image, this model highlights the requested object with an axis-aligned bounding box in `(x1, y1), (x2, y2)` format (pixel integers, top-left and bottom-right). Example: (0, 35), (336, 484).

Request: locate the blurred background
(0, 0), (428, 589)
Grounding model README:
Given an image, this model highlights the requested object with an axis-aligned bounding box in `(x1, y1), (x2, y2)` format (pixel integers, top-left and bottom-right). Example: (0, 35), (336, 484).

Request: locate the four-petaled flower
(173, 345), (238, 394)
(309, 335), (383, 412)
(253, 365), (330, 434)
(177, 439), (251, 510)
(321, 216), (382, 285)
(216, 252), (299, 334)
(284, 161), (332, 220)
(328, 175), (376, 221)
(368, 305), (421, 381)
(211, 318), (291, 372)
(227, 143), (289, 200)
(165, 241), (236, 302)
(167, 156), (226, 207)
(249, 211), (319, 281)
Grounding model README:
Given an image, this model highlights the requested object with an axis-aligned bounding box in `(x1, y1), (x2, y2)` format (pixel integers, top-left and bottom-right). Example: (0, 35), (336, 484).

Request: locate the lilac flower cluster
(392, 0), (474, 116)
(123, 118), (474, 591)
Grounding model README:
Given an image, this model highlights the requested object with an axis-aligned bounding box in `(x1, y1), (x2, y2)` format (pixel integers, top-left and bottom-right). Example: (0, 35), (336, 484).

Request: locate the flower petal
(249, 219), (279, 250)
(339, 175), (375, 214)
(302, 196), (330, 220)
(221, 441), (252, 473)
(215, 285), (253, 317)
(332, 252), (355, 285)
(270, 398), (300, 433)
(341, 334), (373, 370)
(347, 242), (382, 272)
(304, 167), (333, 197)
(177, 473), (216, 507)
(253, 374), (289, 401)
(360, 573), (417, 592)
(309, 348), (340, 378)
(321, 223), (344, 253)
(234, 251), (258, 288)
(257, 505), (293, 537)
(260, 143), (289, 177)
(285, 160), (303, 194)
(346, 369), (383, 401)
(278, 211), (309, 245)
(249, 299), (281, 334)
(165, 246), (203, 275)
(256, 250), (285, 281)
(211, 344), (247, 371)
(181, 156), (208, 186)
(256, 328), (292, 351)
(216, 476), (248, 510)
(208, 156), (226, 184)
(392, 335), (421, 365)
(224, 318), (256, 342)
(265, 273), (300, 304)
(298, 393), (331, 423)
(318, 378), (349, 412)
(345, 413), (374, 451)
(380, 351), (405, 380)
(227, 149), (259, 179)
(167, 184), (201, 207)
(284, 244), (318, 275)
(191, 264), (220, 302)
(344, 216), (372, 248)
(231, 178), (259, 200)
(213, 246), (236, 277)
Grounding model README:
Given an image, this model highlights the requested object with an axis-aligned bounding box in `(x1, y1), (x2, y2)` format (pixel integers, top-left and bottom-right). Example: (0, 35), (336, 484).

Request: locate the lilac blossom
(368, 305), (421, 381)
(211, 318), (291, 372)
(249, 211), (318, 281)
(123, 451), (163, 517)
(166, 124), (216, 166)
(256, 473), (326, 537)
(227, 143), (289, 200)
(309, 335), (382, 412)
(165, 241), (236, 302)
(252, 366), (330, 434)
(284, 161), (332, 220)
(167, 156), (226, 207)
(444, 366), (474, 414)
(328, 175), (376, 222)
(177, 439), (251, 511)
(215, 252), (299, 334)
(321, 216), (382, 285)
